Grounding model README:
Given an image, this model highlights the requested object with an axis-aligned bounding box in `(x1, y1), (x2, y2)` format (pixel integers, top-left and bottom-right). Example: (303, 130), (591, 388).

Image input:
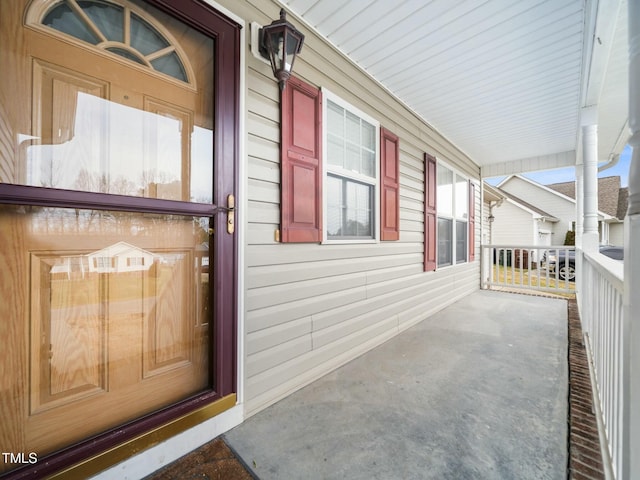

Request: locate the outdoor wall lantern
(259, 9), (304, 90)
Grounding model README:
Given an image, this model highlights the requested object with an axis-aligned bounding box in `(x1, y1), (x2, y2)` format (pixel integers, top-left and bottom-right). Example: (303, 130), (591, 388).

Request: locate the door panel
(31, 252), (106, 411)
(12, 207), (212, 455)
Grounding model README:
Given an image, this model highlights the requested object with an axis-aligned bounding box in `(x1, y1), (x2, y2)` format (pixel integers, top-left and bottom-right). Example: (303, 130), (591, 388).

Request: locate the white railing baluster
(577, 249), (623, 479)
(481, 244), (576, 295)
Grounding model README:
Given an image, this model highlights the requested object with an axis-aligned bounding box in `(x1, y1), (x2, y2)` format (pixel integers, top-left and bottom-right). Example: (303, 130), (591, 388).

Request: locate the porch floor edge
(568, 298), (606, 480)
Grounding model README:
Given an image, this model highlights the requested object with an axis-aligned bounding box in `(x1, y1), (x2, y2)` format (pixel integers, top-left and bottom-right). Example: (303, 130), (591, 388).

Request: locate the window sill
(323, 238), (378, 245)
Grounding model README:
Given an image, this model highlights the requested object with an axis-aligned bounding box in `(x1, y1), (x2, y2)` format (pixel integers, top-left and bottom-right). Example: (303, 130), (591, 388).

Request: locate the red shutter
(280, 76), (323, 242)
(469, 181), (476, 261)
(424, 154), (437, 271)
(380, 127), (400, 241)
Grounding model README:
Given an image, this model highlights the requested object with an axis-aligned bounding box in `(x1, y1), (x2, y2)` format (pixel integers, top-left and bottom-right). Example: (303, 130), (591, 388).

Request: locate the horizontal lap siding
(220, 0), (481, 415)
(492, 201), (536, 245)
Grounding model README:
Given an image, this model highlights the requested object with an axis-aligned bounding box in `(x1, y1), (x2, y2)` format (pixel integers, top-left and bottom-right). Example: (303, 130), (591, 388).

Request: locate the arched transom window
(27, 0), (194, 84)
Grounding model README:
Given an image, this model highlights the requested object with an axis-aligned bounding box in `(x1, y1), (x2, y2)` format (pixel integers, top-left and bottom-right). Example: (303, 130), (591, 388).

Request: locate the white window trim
(437, 160), (470, 268)
(321, 88), (380, 244)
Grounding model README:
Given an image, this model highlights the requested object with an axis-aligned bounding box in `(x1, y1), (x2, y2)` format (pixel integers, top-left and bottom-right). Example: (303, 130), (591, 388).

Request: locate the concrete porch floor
(225, 290), (568, 479)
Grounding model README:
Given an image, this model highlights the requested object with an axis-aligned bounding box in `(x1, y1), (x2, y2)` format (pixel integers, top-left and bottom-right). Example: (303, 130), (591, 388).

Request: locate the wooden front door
(0, 0), (238, 474)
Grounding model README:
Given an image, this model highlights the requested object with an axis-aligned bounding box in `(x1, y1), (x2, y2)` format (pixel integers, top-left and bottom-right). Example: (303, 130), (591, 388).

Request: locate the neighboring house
(545, 176), (628, 246)
(0, 0), (633, 479)
(485, 175), (627, 247)
(483, 182), (559, 248)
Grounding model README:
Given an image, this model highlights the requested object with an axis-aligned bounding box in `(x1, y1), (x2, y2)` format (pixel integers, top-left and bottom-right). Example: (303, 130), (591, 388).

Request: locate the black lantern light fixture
(259, 9), (305, 91)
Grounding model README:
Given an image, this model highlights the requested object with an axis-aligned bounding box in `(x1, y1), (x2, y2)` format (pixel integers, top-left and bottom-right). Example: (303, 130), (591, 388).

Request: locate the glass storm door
(0, 0), (238, 473)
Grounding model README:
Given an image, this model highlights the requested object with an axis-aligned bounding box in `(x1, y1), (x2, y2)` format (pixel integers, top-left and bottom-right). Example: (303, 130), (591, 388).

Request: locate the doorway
(0, 0), (239, 475)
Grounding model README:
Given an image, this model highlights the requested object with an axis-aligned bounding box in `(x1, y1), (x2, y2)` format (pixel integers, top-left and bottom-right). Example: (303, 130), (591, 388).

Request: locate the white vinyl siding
(491, 201), (537, 245)
(499, 176), (577, 242)
(608, 222), (624, 246)
(226, 0), (481, 416)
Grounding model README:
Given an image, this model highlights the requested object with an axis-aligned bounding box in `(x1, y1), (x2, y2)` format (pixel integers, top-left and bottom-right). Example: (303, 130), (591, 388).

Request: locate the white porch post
(581, 106), (599, 253)
(576, 162), (584, 248)
(626, 0), (640, 478)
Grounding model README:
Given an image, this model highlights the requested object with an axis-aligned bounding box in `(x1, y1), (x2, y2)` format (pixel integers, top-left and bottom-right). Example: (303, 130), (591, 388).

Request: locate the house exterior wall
(609, 222), (624, 246)
(216, 0), (481, 416)
(500, 176), (576, 243)
(482, 200), (491, 243)
(490, 200), (535, 245)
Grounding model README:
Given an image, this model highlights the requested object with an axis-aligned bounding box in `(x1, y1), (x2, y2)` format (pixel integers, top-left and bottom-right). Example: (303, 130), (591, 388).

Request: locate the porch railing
(481, 245), (576, 296)
(576, 248), (625, 479)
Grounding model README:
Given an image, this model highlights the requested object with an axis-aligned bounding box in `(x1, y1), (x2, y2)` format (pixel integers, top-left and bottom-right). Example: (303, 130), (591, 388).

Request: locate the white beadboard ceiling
(280, 0), (629, 175)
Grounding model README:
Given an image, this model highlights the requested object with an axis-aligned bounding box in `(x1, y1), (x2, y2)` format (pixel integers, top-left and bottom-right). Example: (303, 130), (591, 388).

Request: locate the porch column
(575, 161), (584, 248)
(625, 0), (640, 477)
(581, 106), (599, 253)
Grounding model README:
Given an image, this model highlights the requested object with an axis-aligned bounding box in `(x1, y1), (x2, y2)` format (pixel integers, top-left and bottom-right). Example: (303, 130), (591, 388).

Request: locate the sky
(485, 144), (632, 187)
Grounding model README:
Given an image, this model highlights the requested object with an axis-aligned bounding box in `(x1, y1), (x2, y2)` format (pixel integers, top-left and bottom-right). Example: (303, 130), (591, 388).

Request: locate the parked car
(543, 246), (623, 281)
(599, 245), (624, 260)
(543, 248), (576, 281)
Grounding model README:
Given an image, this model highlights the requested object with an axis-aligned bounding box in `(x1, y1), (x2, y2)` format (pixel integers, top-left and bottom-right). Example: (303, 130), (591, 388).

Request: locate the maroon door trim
(1, 1), (240, 478)
(0, 184), (218, 216)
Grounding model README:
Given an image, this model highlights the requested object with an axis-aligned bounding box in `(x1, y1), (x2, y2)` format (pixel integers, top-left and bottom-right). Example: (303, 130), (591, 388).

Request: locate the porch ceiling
(281, 0), (629, 175)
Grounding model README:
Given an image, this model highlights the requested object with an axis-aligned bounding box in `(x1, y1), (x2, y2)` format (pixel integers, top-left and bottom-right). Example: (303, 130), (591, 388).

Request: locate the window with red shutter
(424, 153), (437, 271)
(323, 89), (380, 242)
(282, 84), (399, 244)
(280, 76), (323, 242)
(380, 128), (400, 241)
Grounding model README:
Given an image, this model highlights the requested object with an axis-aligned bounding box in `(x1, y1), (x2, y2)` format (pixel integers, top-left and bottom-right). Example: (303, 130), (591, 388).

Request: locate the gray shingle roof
(546, 176), (626, 219)
(617, 187), (629, 219)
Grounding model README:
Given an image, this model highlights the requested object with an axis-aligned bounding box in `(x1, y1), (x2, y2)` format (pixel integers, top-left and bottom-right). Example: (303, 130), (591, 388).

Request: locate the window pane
(438, 217), (452, 266)
(151, 52), (188, 82)
(327, 134), (344, 168)
(437, 166), (453, 217)
(327, 175), (373, 239)
(327, 101), (344, 137)
(43, 4), (100, 44)
(78, 0), (125, 43)
(362, 149), (375, 178)
(346, 142), (360, 171)
(455, 175), (468, 219)
(326, 99), (375, 180)
(345, 111), (360, 144)
(106, 47), (146, 64)
(361, 121), (375, 150)
(130, 12), (169, 56)
(347, 180), (372, 237)
(326, 175), (343, 237)
(456, 220), (467, 263)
